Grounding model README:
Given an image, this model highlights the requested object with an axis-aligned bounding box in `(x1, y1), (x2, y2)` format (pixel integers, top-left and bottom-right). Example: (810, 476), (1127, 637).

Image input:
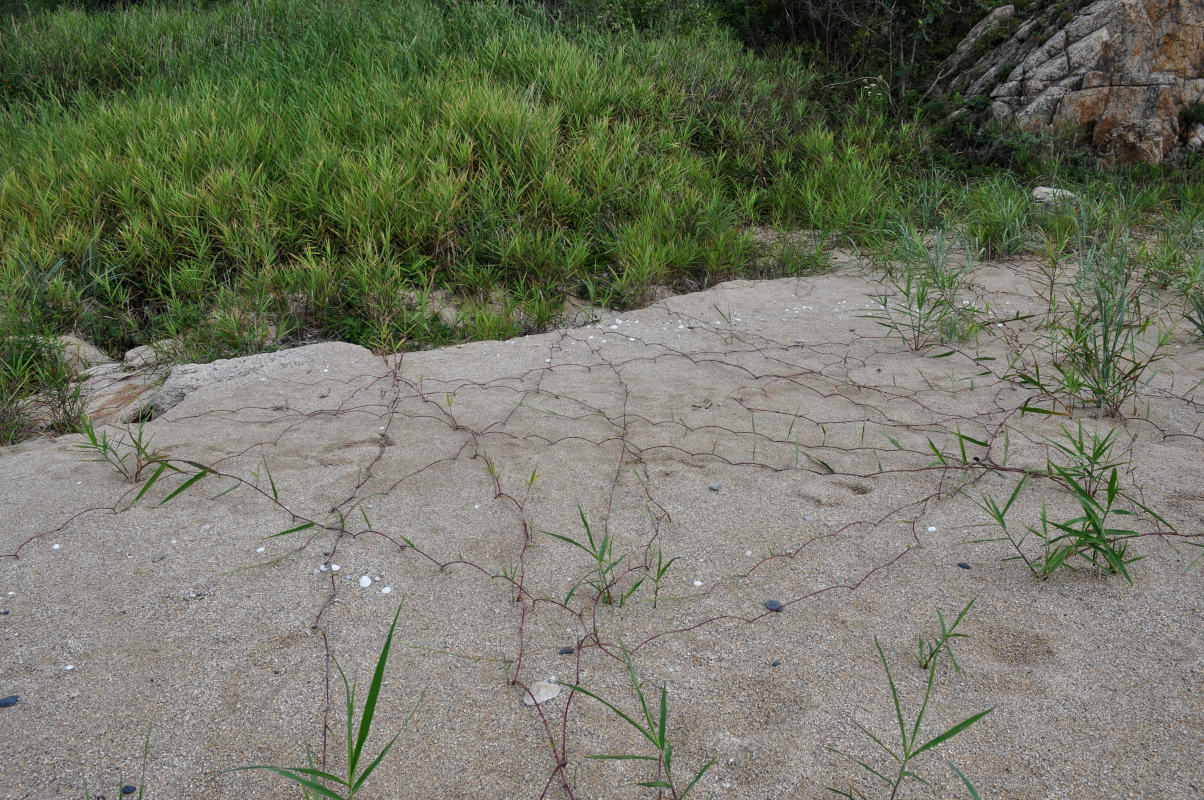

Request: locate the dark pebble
(121, 786), (137, 795)
(0, 609), (8, 614)
(764, 600), (783, 612)
(557, 647), (574, 655)
(957, 562), (971, 570)
(0, 695), (18, 708)
(771, 660), (781, 667)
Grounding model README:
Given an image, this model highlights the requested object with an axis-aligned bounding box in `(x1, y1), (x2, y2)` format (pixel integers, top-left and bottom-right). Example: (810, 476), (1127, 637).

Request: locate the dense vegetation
(2, 0), (1202, 443)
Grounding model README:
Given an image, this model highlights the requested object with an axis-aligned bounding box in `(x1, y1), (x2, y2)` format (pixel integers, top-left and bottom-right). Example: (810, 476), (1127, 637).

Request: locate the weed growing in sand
(1185, 290), (1204, 340)
(976, 424), (1178, 583)
(76, 419), (165, 483)
(569, 642), (713, 800)
(868, 229), (984, 351)
(828, 639), (992, 800)
(232, 604), (424, 800)
(1014, 238), (1169, 417)
(914, 596), (976, 674)
(547, 505), (639, 606)
(649, 546), (677, 609)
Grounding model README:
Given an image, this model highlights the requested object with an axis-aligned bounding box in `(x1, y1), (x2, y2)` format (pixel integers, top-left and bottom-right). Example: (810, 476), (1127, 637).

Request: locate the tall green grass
(0, 0), (925, 363)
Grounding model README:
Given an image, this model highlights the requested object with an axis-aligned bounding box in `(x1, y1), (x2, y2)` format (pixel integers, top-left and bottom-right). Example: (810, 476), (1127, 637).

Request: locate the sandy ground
(2, 258), (1202, 800)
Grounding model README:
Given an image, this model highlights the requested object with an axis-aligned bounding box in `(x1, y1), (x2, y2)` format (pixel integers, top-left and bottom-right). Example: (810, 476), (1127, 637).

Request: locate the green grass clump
(0, 0), (925, 373)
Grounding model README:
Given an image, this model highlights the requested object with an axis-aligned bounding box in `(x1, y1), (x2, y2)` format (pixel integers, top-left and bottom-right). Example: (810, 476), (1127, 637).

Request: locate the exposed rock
(155, 342), (371, 417)
(1031, 186), (1079, 207)
(123, 339), (182, 369)
(941, 0), (1204, 163)
(1188, 121), (1204, 148)
(559, 294), (607, 326)
(55, 336), (112, 376)
(79, 363), (166, 426)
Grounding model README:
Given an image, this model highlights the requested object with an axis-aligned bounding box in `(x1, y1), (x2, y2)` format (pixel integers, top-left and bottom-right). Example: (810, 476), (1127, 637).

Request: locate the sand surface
(2, 260), (1202, 799)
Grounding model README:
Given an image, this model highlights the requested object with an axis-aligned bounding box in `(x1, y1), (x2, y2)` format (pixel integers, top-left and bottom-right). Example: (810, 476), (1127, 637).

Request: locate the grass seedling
(569, 642), (713, 800)
(914, 596), (977, 674)
(231, 603), (424, 800)
(546, 504), (631, 606)
(76, 419), (166, 483)
(649, 546), (678, 609)
(829, 639), (992, 800)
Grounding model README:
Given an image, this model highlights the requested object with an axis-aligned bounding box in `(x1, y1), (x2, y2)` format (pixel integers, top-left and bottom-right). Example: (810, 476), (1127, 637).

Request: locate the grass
(828, 638), (992, 800)
(231, 603), (424, 800)
(569, 642), (713, 800)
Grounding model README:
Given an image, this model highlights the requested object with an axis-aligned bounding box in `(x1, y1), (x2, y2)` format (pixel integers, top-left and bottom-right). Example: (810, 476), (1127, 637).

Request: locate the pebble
(522, 679), (561, 706)
(957, 562), (971, 570)
(708, 482), (723, 491)
(381, 587), (392, 594)
(330, 564), (340, 572)
(927, 526), (937, 533)
(0, 695), (18, 708)
(52, 544), (61, 550)
(256, 546), (265, 553)
(122, 786), (137, 795)
(771, 660), (781, 667)
(557, 647), (574, 655)
(693, 580), (703, 587)
(359, 575), (372, 588)
(64, 665), (74, 671)
(764, 600), (783, 612)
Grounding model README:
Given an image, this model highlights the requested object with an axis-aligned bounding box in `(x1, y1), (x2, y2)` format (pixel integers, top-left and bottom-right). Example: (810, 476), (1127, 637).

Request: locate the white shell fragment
(359, 575), (372, 588)
(523, 679), (561, 706)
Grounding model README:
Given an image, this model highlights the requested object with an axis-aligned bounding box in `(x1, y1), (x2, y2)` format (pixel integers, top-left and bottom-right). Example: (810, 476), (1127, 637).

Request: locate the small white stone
(523, 679), (561, 706)
(64, 665), (74, 671)
(52, 544), (60, 550)
(260, 377), (267, 382)
(381, 586), (392, 594)
(331, 564), (340, 572)
(256, 546), (265, 553)
(319, 565), (328, 572)
(745, 550), (752, 557)
(927, 526), (937, 533)
(693, 580), (703, 587)
(76, 481), (82, 485)
(359, 575), (372, 588)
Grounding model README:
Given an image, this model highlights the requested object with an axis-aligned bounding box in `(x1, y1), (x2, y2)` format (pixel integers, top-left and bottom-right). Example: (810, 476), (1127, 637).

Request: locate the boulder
(1031, 186), (1079, 207)
(55, 335), (112, 375)
(941, 0), (1204, 164)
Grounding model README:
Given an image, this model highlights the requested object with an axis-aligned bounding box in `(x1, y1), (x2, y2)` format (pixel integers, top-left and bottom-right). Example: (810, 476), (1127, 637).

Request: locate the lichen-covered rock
(941, 0), (1204, 164)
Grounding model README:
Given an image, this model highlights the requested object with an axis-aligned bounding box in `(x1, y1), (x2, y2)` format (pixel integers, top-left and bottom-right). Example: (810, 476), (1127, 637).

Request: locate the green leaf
(160, 466), (212, 505)
(270, 521), (317, 538)
(350, 603), (404, 775)
(912, 707), (994, 757)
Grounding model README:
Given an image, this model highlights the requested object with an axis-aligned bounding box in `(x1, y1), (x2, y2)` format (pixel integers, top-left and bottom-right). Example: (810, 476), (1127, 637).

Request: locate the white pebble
(76, 481), (82, 485)
(331, 564), (340, 572)
(319, 564), (328, 572)
(745, 550), (752, 557)
(52, 544), (60, 550)
(359, 575), (372, 588)
(64, 665), (74, 671)
(693, 580), (703, 587)
(256, 546), (265, 553)
(927, 526), (937, 533)
(260, 377), (267, 382)
(381, 586), (392, 594)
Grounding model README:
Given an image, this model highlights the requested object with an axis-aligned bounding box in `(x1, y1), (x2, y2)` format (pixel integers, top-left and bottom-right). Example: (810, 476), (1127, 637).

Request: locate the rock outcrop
(942, 0), (1204, 164)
